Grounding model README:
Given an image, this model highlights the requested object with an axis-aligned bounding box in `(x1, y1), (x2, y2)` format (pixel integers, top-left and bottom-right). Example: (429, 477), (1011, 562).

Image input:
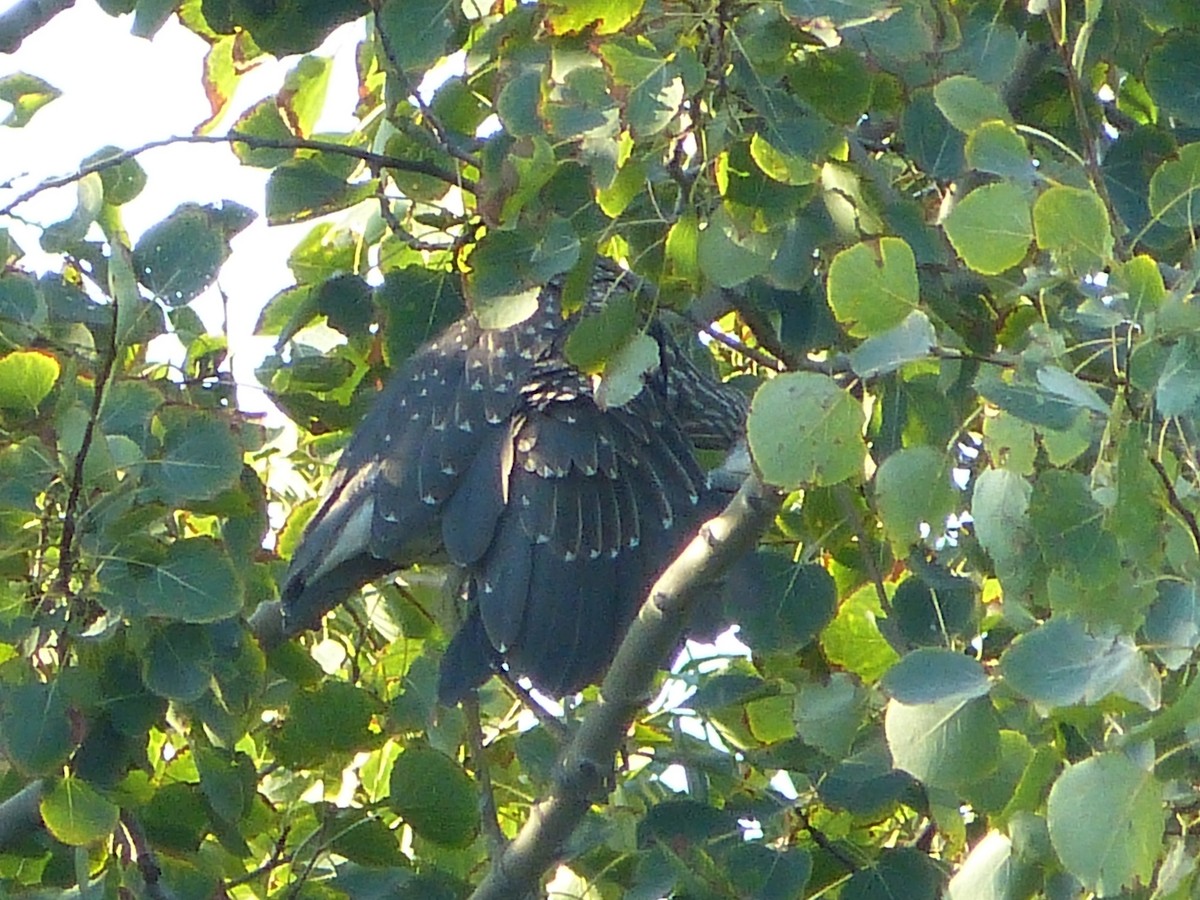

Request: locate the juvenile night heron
(279, 266), (748, 703)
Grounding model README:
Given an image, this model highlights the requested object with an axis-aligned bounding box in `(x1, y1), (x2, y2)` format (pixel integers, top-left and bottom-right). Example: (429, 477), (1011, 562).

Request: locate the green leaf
(464, 231), (542, 330)
(873, 446), (957, 547)
(0, 72), (61, 127)
(822, 583), (900, 683)
(1149, 142), (1200, 230)
(599, 40), (684, 137)
(40, 172), (103, 253)
(794, 673), (866, 757)
(148, 410), (243, 503)
(722, 844), (812, 900)
(271, 681), (379, 769)
(892, 569), (976, 647)
(827, 237), (919, 337)
(750, 131), (819, 186)
(698, 205), (780, 288)
(84, 145), (147, 205)
(133, 203), (244, 306)
(1047, 753), (1162, 896)
(934, 74), (1011, 132)
(0, 350), (59, 412)
(39, 776), (119, 846)
(1113, 254), (1165, 317)
(328, 811), (407, 867)
(789, 46), (873, 125)
(142, 623), (214, 700)
(593, 332), (660, 410)
(231, 99), (295, 168)
(375, 267), (465, 366)
(964, 121), (1034, 182)
(1156, 338), (1200, 418)
(1032, 186), (1113, 272)
(1029, 470), (1118, 584)
(943, 182), (1032, 275)
(265, 157), (374, 225)
(563, 293), (637, 373)
(1035, 366), (1109, 416)
(885, 693), (1000, 790)
(142, 781), (210, 852)
(216, 0), (368, 56)
(109, 537), (244, 623)
(0, 271), (47, 333)
(377, 0), (454, 75)
(1143, 581), (1200, 671)
(389, 745), (479, 847)
(970, 468), (1034, 594)
(899, 89), (964, 180)
(975, 368), (1080, 429)
(999, 618), (1160, 710)
(279, 55), (331, 137)
(844, 847), (945, 900)
(947, 831), (1034, 900)
(881, 649), (989, 705)
(1145, 31), (1200, 126)
(734, 556), (837, 654)
(847, 310), (936, 378)
(196, 746), (255, 825)
(0, 681), (75, 776)
(545, 0), (644, 34)
(747, 372), (865, 488)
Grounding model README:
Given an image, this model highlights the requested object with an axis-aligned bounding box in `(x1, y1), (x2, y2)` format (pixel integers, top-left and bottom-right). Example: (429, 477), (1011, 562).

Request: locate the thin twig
(53, 265), (121, 598)
(1, 132), (474, 218)
(795, 806), (860, 872)
(1149, 456), (1200, 557)
(463, 693), (506, 853)
(120, 810), (169, 900)
(227, 826), (293, 889)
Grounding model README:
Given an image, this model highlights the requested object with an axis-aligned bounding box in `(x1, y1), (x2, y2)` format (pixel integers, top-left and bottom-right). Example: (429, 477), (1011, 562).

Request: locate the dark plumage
(279, 267), (747, 703)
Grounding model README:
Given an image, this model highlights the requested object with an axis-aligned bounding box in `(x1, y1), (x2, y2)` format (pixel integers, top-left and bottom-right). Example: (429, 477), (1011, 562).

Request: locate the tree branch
(0, 0), (73, 53)
(468, 474), (778, 900)
(0, 132), (475, 218)
(0, 780), (43, 849)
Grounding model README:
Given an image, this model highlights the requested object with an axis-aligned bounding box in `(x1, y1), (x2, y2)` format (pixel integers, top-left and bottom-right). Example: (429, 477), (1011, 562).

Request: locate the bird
(278, 264), (749, 704)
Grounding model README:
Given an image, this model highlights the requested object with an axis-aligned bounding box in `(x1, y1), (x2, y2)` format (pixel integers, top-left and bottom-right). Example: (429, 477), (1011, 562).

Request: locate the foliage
(5, 0), (1200, 897)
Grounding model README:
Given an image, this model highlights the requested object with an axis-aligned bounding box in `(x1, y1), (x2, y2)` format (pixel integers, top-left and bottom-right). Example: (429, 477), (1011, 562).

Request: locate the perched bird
(279, 266), (748, 703)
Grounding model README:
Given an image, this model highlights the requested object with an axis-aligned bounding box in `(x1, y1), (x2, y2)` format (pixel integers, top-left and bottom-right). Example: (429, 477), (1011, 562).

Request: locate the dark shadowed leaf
(389, 745), (479, 848)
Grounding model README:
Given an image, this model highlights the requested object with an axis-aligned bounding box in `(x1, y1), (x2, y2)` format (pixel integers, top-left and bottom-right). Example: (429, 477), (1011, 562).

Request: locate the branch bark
(468, 473), (778, 900)
(0, 0), (74, 53)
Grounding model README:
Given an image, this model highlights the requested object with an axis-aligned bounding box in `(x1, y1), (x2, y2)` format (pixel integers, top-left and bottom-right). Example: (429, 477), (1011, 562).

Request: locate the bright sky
(0, 1), (361, 417)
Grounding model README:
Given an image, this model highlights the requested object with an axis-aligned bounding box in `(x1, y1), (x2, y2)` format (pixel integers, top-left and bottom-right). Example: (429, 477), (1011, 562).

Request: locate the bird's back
(279, 270), (746, 701)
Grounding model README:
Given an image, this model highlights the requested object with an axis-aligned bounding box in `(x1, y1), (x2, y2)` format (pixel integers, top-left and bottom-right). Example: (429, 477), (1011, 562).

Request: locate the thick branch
(0, 780), (43, 849)
(0, 0), (73, 53)
(469, 474), (778, 900)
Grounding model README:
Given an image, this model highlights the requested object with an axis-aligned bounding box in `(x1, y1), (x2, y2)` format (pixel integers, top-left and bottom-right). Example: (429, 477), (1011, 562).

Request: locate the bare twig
(463, 694), (506, 853)
(468, 474), (778, 900)
(54, 265), (120, 599)
(120, 810), (170, 900)
(1149, 456), (1200, 557)
(1, 132), (474, 218)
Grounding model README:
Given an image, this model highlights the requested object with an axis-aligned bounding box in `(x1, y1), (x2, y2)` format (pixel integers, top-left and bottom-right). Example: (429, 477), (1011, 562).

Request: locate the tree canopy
(3, 0), (1200, 897)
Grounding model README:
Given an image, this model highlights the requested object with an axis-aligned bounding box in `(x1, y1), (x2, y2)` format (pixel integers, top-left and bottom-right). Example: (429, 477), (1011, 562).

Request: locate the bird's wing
(280, 314), (548, 632)
(439, 368), (712, 699)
